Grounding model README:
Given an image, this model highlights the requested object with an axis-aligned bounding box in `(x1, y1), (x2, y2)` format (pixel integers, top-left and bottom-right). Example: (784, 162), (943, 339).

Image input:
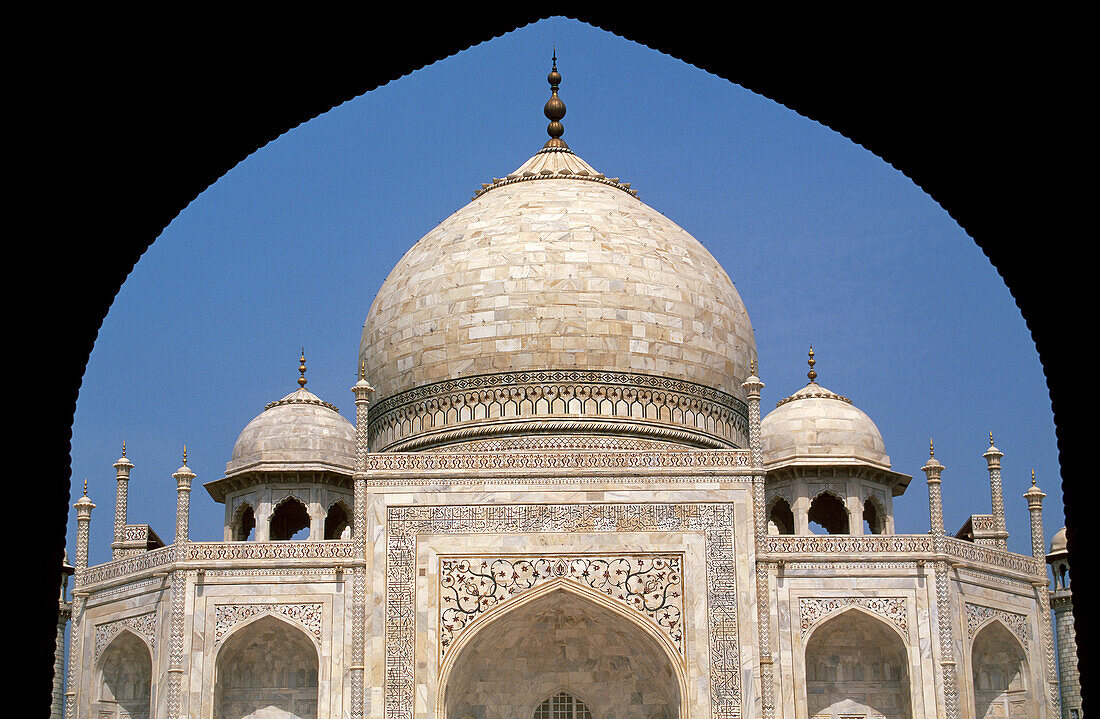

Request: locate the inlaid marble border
(213, 602), (324, 645)
(386, 503), (740, 719)
(94, 611), (157, 660)
(438, 554), (684, 659)
(797, 597), (909, 639)
(965, 602), (1029, 652)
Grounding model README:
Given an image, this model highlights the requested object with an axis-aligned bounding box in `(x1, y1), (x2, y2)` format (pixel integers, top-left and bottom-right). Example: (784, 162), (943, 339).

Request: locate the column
(923, 443), (960, 719)
(166, 450), (194, 719)
(743, 363), (775, 719)
(1025, 472), (1061, 715)
(66, 481), (95, 718)
(350, 369), (374, 719)
(112, 444), (133, 558)
(984, 434), (1008, 550)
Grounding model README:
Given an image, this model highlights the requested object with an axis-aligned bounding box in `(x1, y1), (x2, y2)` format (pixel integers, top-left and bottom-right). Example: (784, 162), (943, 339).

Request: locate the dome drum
(366, 369), (749, 452)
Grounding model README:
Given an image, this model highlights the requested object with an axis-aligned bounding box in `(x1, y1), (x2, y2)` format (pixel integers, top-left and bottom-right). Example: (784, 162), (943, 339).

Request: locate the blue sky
(66, 17), (1061, 566)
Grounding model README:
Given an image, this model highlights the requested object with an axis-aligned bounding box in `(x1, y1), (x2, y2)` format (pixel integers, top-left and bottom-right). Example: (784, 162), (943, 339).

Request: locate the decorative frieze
(188, 540), (356, 561)
(763, 535), (933, 555)
(79, 545), (174, 587)
(214, 602), (324, 644)
(386, 503), (740, 719)
(439, 555), (683, 658)
(368, 370), (749, 452)
(798, 597), (908, 639)
(944, 537), (1044, 576)
(965, 602), (1029, 652)
(365, 449), (751, 475)
(94, 612), (157, 659)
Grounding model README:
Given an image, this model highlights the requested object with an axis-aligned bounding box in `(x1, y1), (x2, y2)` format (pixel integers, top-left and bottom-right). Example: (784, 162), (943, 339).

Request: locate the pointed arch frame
(436, 578), (688, 719)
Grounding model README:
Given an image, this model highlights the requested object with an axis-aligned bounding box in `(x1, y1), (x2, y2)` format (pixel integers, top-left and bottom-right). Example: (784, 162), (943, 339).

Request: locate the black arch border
(28, 11), (1087, 714)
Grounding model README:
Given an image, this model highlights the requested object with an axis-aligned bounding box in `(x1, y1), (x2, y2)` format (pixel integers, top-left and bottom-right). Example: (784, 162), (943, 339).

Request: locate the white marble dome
(1050, 526), (1068, 554)
(226, 386), (356, 476)
(761, 381), (891, 468)
(359, 145), (756, 452)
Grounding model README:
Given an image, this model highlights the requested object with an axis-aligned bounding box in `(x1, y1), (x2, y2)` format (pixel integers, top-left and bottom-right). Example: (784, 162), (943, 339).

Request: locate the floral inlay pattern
(94, 611), (157, 660)
(966, 602), (1029, 652)
(798, 597), (908, 638)
(439, 555), (684, 658)
(214, 602), (323, 644)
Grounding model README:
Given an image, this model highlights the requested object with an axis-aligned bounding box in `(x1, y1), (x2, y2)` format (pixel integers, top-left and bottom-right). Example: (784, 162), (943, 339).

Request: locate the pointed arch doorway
(441, 583), (684, 719)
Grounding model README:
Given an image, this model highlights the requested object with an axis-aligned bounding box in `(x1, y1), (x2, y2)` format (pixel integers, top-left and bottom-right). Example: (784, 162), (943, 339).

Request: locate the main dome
(359, 68), (755, 452)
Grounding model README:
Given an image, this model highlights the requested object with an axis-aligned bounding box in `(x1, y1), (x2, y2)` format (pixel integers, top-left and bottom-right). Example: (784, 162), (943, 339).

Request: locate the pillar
(1025, 472), (1062, 714)
(112, 443), (133, 559)
(52, 553), (73, 719)
(983, 434), (1008, 550)
(743, 362), (775, 719)
(923, 442), (961, 719)
(66, 482), (95, 718)
(350, 368), (374, 719)
(166, 450), (194, 718)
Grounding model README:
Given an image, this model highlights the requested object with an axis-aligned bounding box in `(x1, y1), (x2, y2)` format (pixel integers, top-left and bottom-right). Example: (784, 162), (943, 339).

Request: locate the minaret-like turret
(922, 441), (961, 718)
(1047, 526), (1080, 718)
(1024, 470), (1046, 560)
(112, 442), (133, 559)
(983, 433), (1008, 549)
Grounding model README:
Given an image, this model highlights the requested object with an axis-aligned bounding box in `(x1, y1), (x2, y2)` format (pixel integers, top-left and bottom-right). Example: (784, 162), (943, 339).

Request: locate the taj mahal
(53, 58), (1081, 719)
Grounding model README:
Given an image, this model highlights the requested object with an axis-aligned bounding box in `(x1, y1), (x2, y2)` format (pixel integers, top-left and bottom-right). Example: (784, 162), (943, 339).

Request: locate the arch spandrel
(439, 583), (685, 719)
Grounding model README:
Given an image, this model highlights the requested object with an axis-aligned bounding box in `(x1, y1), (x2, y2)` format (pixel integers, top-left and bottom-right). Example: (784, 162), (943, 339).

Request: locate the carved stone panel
(798, 597), (909, 639)
(439, 554), (684, 658)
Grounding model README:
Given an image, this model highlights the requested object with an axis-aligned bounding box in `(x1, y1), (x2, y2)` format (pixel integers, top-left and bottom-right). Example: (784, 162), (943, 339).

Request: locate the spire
(299, 349), (308, 388)
(543, 49), (569, 151)
(807, 345), (817, 384)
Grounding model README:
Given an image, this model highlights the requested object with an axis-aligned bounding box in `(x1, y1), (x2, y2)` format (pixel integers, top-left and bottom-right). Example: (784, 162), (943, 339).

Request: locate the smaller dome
(761, 382), (890, 468)
(226, 387), (356, 477)
(1050, 526), (1068, 554)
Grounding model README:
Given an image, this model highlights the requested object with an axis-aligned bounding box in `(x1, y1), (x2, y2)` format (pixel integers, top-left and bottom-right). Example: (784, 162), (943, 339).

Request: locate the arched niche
(214, 614), (319, 719)
(971, 620), (1036, 719)
(232, 501), (256, 541)
(441, 583), (682, 719)
(767, 496), (794, 535)
(803, 606), (912, 719)
(863, 494), (887, 535)
(808, 491), (849, 535)
(97, 629), (153, 719)
(269, 495), (310, 541)
(324, 500), (351, 540)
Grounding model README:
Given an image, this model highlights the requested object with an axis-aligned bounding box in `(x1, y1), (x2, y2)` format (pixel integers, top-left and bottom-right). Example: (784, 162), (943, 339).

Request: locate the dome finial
(543, 50), (568, 150)
(1032, 468), (1036, 486)
(82, 477), (88, 497)
(929, 439), (935, 458)
(299, 349), (308, 388)
(807, 345), (817, 384)
(990, 430), (995, 446)
(121, 440), (126, 457)
(182, 445), (188, 466)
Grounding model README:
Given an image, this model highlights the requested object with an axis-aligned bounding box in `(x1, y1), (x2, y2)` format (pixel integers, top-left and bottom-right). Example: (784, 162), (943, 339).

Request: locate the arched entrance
(214, 614), (319, 719)
(97, 630), (152, 719)
(971, 620), (1036, 719)
(442, 585), (682, 719)
(803, 607), (912, 719)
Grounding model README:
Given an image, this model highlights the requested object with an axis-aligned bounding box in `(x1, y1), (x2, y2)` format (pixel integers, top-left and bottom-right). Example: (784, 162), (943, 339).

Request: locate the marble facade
(59, 68), (1077, 719)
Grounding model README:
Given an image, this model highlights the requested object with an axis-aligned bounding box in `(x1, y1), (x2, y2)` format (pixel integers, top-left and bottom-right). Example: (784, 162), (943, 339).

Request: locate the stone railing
(761, 534), (934, 556)
(944, 537), (1044, 577)
(187, 540), (357, 562)
(79, 545), (175, 587)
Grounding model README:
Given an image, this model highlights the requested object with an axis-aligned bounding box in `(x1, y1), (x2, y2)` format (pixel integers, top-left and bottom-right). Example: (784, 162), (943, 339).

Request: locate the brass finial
(807, 345), (817, 384)
(929, 439), (935, 458)
(750, 358), (757, 376)
(121, 441), (126, 457)
(990, 431), (994, 446)
(182, 445), (188, 466)
(359, 360), (365, 381)
(299, 349), (308, 388)
(543, 50), (568, 149)
(1032, 469), (1036, 486)
(82, 477), (88, 497)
